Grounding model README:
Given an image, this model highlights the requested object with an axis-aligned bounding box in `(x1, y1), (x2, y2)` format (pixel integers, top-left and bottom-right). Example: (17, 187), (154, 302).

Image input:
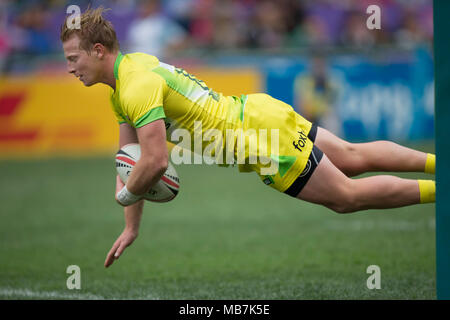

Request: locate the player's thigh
(314, 127), (363, 176)
(296, 152), (354, 211)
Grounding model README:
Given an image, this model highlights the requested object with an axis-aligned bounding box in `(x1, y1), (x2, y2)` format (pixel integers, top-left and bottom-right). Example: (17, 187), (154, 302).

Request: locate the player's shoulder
(119, 52), (162, 80)
(119, 53), (165, 92)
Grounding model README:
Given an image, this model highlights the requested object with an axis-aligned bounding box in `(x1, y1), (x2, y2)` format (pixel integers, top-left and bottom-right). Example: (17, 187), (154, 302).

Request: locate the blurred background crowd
(0, 0), (434, 159)
(0, 0), (433, 72)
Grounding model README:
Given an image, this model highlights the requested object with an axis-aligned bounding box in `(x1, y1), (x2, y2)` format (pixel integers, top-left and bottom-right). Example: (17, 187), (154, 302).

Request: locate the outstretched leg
(314, 127), (433, 177)
(296, 153), (433, 213)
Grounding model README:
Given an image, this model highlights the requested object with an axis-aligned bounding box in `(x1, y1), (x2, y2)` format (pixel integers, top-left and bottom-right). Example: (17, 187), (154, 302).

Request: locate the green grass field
(0, 143), (436, 299)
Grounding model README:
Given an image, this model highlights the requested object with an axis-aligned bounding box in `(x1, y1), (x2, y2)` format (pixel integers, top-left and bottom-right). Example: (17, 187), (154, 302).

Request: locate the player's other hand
(104, 229), (138, 268)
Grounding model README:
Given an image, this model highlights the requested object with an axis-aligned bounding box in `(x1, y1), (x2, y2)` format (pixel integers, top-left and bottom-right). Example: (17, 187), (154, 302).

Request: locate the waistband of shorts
(308, 123), (318, 142)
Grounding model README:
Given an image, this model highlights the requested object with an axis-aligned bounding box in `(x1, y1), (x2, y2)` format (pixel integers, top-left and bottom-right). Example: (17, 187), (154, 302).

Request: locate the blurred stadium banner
(265, 47), (434, 142)
(0, 67), (261, 159)
(0, 74), (114, 158)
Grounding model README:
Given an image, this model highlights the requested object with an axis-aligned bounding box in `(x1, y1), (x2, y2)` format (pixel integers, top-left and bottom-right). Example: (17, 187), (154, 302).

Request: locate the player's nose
(67, 64), (76, 74)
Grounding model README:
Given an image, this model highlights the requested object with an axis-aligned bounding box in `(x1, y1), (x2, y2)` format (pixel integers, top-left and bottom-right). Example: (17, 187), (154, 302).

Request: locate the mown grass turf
(0, 144), (435, 299)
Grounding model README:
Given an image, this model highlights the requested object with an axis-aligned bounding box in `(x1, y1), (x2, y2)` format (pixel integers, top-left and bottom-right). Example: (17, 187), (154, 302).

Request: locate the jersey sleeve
(121, 71), (166, 128)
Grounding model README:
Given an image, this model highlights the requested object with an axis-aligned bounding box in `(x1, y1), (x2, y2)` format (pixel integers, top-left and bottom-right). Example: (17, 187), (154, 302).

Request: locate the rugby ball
(115, 143), (180, 202)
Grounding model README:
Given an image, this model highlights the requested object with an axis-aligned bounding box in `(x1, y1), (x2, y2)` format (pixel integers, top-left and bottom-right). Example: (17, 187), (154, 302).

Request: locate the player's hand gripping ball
(115, 143), (180, 202)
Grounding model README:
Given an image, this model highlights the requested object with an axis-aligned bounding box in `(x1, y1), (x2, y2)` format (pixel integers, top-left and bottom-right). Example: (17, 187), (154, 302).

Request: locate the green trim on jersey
(114, 52), (124, 80)
(134, 106), (166, 128)
(240, 94), (248, 121)
(152, 67), (177, 90)
(152, 66), (200, 103)
(152, 66), (220, 106)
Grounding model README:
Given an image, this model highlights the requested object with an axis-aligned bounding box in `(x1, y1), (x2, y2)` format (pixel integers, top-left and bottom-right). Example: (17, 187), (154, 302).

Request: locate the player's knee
(341, 143), (367, 177)
(327, 184), (359, 214)
(330, 203), (358, 214)
(329, 199), (359, 214)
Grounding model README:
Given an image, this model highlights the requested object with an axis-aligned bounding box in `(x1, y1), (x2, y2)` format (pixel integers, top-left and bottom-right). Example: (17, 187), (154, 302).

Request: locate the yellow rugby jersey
(109, 52), (246, 157)
(109, 52), (315, 193)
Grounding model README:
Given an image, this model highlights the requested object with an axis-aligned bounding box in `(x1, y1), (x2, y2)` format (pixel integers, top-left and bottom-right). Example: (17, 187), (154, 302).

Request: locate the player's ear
(92, 43), (105, 59)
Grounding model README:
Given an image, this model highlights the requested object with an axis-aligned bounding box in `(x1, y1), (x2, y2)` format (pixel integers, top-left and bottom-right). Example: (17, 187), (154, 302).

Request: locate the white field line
(0, 287), (106, 300)
(0, 287), (161, 300)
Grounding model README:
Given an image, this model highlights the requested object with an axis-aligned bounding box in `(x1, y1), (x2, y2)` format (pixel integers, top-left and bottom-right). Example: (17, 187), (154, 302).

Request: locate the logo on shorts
(263, 176), (274, 185)
(293, 130), (307, 152)
(299, 160), (312, 178)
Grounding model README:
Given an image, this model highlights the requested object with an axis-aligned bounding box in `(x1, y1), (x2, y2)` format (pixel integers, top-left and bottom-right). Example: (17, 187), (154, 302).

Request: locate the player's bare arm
(128, 119), (168, 195)
(105, 123), (144, 268)
(115, 122), (139, 202)
(107, 121), (168, 266)
(116, 119), (168, 206)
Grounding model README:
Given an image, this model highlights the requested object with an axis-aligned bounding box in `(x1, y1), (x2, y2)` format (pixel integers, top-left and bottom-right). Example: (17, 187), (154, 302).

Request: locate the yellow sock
(425, 153), (435, 174)
(418, 180), (435, 203)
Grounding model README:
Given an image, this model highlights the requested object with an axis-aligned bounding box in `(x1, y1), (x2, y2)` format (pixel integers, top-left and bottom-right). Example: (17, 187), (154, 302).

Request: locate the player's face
(63, 36), (102, 86)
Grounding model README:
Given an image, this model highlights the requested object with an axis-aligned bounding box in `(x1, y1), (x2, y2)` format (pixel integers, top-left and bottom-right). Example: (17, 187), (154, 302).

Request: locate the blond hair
(60, 7), (119, 53)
